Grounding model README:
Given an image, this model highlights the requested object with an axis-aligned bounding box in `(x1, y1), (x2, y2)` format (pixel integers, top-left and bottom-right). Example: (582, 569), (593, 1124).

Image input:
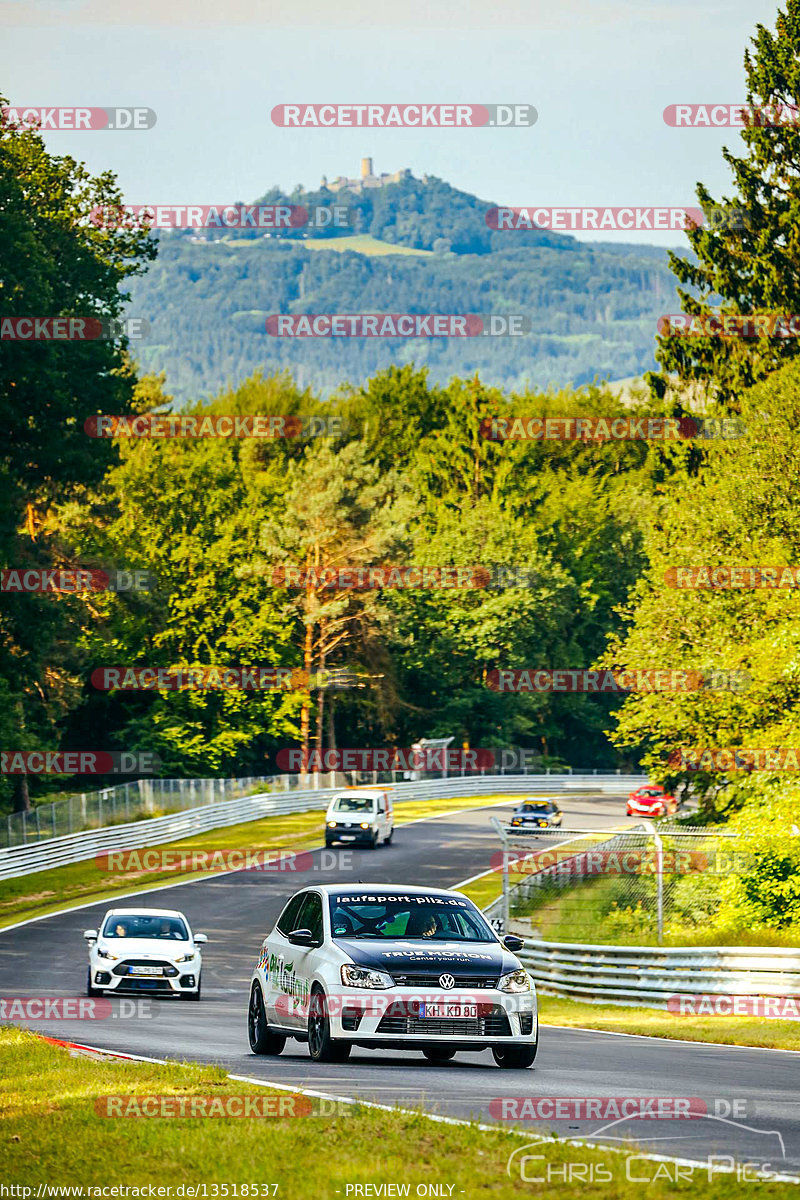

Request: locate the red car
(626, 785), (678, 817)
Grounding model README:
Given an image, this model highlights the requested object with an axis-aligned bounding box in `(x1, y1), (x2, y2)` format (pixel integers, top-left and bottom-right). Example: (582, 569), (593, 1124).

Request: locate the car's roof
(312, 884), (468, 898)
(103, 907), (187, 918)
(329, 789), (387, 799)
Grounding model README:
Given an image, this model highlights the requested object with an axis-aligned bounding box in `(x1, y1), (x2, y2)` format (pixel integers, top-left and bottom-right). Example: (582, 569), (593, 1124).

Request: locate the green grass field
(538, 995), (800, 1051)
(0, 1028), (789, 1194)
(300, 234), (433, 256)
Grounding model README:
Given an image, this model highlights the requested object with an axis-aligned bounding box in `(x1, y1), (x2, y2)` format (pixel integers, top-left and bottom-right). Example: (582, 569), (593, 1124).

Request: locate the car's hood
(95, 938), (192, 958)
(335, 938), (517, 976)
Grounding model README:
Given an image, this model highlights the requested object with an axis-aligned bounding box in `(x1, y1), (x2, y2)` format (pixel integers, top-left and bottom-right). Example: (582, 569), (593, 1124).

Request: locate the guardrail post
(643, 819), (664, 944)
(35, 807), (41, 840)
(51, 804), (56, 838)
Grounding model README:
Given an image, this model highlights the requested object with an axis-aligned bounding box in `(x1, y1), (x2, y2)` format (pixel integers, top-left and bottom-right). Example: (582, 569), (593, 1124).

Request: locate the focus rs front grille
(376, 1004), (511, 1037)
(112, 959), (178, 977)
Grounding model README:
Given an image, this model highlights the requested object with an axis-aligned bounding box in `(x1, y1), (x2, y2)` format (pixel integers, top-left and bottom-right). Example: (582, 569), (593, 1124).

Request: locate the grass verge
(0, 1027), (789, 1194)
(538, 994), (800, 1051)
(0, 795), (513, 930)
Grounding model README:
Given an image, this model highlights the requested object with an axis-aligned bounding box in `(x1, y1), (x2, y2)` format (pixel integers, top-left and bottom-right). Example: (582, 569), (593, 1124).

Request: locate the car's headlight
(498, 969), (532, 993)
(340, 964), (394, 989)
(96, 948), (119, 960)
(359, 822), (370, 829)
(175, 952), (196, 963)
(327, 821), (338, 828)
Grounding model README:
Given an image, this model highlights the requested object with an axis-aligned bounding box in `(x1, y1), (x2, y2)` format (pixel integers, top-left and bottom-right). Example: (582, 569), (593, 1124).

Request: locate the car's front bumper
(326, 986), (538, 1046)
(90, 964), (199, 994)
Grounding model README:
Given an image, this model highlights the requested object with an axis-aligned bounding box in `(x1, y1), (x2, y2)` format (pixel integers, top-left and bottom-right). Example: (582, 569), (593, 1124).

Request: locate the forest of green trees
(4, 0), (800, 945)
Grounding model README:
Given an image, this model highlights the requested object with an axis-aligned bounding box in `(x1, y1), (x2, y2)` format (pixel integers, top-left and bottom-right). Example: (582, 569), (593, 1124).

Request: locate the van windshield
(332, 796), (376, 813)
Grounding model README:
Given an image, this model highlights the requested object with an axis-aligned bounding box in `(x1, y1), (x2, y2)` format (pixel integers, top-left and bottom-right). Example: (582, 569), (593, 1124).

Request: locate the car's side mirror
(194, 933), (208, 945)
(287, 927), (317, 946)
(503, 934), (525, 952)
(83, 929), (98, 942)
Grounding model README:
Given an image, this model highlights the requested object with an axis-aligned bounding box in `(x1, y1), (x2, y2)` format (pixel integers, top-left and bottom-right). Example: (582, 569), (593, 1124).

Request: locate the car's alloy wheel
(422, 1047), (456, 1062)
(492, 1042), (538, 1069)
(248, 983), (286, 1055)
(308, 986), (351, 1062)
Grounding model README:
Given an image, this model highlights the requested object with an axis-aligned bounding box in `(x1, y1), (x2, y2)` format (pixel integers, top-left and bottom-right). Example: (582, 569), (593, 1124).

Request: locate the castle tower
(361, 157), (374, 180)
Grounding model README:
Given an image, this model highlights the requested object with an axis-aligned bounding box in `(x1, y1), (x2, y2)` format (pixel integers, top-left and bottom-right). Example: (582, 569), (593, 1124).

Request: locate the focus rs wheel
(248, 983), (285, 1055)
(86, 968), (102, 998)
(492, 1042), (538, 1069)
(308, 986), (351, 1062)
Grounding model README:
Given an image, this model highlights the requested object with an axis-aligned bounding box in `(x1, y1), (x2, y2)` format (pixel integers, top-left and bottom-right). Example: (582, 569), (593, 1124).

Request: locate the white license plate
(129, 965), (162, 976)
(340, 835), (356, 841)
(419, 1003), (478, 1019)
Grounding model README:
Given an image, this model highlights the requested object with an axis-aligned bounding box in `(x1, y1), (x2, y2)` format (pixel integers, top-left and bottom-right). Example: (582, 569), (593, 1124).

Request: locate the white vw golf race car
(84, 907), (207, 999)
(248, 884), (537, 1068)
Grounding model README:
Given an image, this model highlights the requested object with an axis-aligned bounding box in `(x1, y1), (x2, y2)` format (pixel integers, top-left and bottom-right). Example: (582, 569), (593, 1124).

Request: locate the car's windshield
(332, 796), (376, 812)
(102, 915), (189, 940)
(640, 789), (663, 798)
(521, 802), (553, 813)
(329, 893), (496, 941)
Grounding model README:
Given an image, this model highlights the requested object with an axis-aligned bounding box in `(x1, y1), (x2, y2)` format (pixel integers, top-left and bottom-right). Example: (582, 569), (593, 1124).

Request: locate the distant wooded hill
(127, 173), (684, 400)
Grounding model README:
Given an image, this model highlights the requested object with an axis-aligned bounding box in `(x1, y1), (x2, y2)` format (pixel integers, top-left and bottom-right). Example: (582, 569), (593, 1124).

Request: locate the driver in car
(405, 910), (439, 938)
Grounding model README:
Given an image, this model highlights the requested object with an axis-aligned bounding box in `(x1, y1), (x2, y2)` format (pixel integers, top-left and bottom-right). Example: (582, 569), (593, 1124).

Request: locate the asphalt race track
(1, 796), (799, 1175)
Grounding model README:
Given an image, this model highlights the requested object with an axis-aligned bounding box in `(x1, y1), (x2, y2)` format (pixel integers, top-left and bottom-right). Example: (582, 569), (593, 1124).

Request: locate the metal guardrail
(3, 765), (641, 848)
(0, 773), (647, 881)
(517, 940), (800, 1007)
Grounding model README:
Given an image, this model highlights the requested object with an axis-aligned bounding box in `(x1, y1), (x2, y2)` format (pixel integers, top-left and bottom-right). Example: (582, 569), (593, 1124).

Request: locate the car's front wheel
(308, 985), (351, 1062)
(492, 1042), (538, 1069)
(86, 967), (102, 998)
(248, 983), (286, 1055)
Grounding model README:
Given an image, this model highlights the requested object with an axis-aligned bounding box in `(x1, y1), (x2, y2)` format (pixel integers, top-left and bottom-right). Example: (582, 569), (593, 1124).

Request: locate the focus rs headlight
(340, 964), (394, 989)
(176, 952), (195, 963)
(498, 969), (532, 993)
(96, 948), (119, 961)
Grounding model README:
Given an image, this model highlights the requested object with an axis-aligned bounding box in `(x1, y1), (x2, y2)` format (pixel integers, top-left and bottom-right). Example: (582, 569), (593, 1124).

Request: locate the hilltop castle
(322, 158), (412, 193)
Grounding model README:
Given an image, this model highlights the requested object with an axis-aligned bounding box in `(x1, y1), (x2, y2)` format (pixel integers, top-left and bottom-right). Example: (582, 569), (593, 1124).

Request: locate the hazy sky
(0, 0), (783, 247)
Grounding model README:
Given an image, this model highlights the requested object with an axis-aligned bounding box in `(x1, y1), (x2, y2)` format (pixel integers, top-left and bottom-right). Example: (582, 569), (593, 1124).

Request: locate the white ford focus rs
(84, 907), (207, 999)
(247, 884), (538, 1068)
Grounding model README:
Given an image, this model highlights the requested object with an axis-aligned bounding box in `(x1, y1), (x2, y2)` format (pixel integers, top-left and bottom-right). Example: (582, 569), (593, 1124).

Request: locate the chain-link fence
(488, 818), (744, 946)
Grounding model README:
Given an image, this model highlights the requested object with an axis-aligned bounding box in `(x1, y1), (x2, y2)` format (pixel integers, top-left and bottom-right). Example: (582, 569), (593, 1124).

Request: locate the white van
(324, 789), (394, 849)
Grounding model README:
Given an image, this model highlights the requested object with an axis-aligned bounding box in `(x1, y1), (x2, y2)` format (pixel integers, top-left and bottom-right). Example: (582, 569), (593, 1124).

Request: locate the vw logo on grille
(439, 973), (455, 990)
